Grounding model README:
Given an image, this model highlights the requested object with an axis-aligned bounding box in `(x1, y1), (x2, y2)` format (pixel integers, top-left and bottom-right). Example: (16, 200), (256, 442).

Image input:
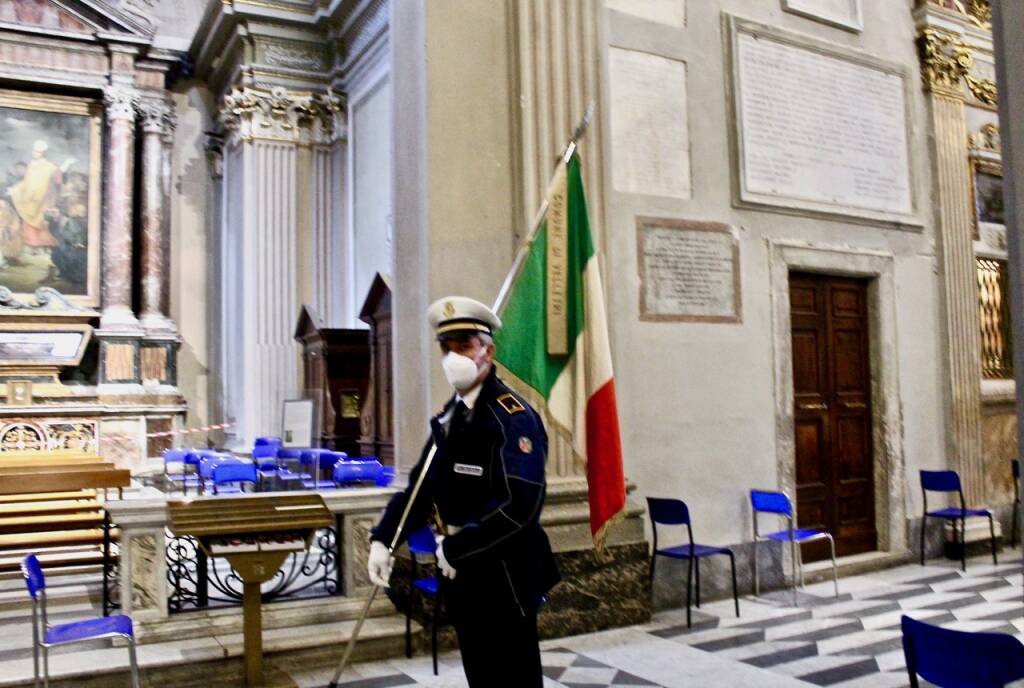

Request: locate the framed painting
(971, 158), (1004, 237)
(0, 90), (102, 307)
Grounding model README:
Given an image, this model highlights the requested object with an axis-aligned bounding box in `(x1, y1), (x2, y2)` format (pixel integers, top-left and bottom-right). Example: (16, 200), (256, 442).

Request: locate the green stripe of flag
(495, 156), (595, 399)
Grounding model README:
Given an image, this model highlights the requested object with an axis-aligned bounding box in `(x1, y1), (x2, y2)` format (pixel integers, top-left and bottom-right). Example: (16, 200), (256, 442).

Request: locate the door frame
(769, 239), (907, 555)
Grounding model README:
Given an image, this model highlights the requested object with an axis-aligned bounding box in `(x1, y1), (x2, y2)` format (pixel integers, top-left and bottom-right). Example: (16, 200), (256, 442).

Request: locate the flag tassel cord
(493, 101), (595, 316)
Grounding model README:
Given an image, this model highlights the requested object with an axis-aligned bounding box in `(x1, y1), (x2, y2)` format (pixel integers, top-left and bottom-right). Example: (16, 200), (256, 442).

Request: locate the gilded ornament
(917, 28), (997, 105)
(969, 123), (1000, 151)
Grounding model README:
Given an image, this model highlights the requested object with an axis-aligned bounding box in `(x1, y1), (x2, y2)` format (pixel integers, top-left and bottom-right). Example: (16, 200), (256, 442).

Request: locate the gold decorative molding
(918, 28), (997, 105)
(925, 0), (991, 29)
(218, 86), (345, 146)
(968, 123), (1000, 152)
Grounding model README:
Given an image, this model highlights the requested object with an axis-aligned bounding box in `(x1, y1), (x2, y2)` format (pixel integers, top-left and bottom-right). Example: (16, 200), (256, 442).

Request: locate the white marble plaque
(638, 219), (740, 323)
(733, 26), (913, 221)
(606, 0), (685, 27)
(610, 48), (690, 199)
(782, 0), (862, 31)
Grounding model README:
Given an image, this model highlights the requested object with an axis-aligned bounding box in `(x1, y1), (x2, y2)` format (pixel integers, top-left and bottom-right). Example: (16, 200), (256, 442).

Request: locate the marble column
(137, 99), (173, 332)
(919, 26), (987, 505)
(217, 86), (344, 448)
(100, 85), (140, 330)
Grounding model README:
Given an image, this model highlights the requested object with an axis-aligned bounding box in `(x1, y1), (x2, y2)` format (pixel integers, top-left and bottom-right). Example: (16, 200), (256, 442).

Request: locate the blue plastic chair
(212, 462), (258, 495)
(376, 465), (396, 487)
(299, 450), (342, 489)
(647, 497), (739, 628)
(902, 614), (1024, 687)
(333, 458), (384, 486)
(302, 451), (347, 490)
(275, 447), (310, 481)
(750, 489), (838, 605)
(163, 448), (198, 494)
(22, 554), (140, 688)
(254, 436), (282, 447)
(920, 470), (997, 572)
(252, 444), (281, 476)
(404, 526), (441, 675)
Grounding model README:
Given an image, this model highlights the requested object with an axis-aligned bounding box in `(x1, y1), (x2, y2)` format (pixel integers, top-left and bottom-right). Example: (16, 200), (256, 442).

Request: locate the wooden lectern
(167, 494), (333, 687)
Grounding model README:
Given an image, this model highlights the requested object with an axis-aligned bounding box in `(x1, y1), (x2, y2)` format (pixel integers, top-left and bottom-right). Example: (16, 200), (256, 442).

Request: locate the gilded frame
(0, 89), (103, 307)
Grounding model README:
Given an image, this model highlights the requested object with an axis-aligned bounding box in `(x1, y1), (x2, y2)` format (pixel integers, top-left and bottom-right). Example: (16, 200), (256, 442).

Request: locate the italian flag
(494, 154), (626, 548)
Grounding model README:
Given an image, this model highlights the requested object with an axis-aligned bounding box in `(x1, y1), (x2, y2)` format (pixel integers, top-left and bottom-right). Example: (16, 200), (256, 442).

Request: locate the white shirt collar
(456, 384), (483, 410)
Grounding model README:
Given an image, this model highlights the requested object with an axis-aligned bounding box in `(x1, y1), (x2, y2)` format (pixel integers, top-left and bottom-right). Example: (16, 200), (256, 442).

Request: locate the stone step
(0, 609), (414, 688)
(136, 593), (398, 643)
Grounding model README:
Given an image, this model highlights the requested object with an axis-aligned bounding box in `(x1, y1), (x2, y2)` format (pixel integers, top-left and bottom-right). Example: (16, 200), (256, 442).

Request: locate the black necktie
(448, 400), (469, 436)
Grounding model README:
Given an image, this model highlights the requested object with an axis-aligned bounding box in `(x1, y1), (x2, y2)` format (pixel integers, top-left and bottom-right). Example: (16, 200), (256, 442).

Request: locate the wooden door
(790, 273), (876, 561)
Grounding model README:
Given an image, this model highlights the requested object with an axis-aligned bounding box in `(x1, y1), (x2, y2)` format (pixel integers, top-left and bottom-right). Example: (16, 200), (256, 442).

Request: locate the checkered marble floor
(648, 550), (1024, 688)
(328, 551), (1023, 688)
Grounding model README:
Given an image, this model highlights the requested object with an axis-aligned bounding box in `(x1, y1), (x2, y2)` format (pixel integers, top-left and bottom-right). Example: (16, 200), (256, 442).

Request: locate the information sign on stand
(282, 398), (315, 448)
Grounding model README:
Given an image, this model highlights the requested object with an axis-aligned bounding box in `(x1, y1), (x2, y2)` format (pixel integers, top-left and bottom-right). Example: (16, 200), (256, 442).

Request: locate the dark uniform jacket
(371, 367), (560, 610)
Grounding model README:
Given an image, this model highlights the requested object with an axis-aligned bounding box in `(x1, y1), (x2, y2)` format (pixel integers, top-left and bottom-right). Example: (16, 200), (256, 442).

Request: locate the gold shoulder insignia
(496, 393), (526, 415)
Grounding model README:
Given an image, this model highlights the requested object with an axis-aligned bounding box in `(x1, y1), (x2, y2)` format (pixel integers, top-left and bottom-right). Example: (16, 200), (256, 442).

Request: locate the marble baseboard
(388, 540), (652, 643)
(651, 540), (786, 611)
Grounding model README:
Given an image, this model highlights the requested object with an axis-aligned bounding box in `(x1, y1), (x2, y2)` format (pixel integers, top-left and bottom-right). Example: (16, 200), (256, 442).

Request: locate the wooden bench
(0, 453), (128, 576)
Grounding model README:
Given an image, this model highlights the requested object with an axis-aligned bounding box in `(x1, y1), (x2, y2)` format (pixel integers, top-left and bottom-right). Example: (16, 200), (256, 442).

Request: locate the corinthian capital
(103, 85), (139, 121)
(218, 86), (346, 145)
(136, 98), (170, 134)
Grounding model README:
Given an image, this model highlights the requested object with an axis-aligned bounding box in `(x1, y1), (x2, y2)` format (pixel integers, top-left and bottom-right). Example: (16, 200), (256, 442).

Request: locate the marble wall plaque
(637, 218), (741, 323)
(731, 20), (914, 223)
(609, 48), (691, 199)
(606, 0), (685, 27)
(782, 0), (862, 32)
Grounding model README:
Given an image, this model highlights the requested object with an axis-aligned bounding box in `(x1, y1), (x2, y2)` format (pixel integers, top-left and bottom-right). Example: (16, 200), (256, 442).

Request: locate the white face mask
(442, 351), (482, 392)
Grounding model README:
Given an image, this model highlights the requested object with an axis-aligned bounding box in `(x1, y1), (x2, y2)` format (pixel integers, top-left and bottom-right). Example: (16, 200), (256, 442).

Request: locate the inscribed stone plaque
(782, 0), (862, 31)
(606, 0), (685, 27)
(731, 20), (914, 223)
(610, 48), (691, 199)
(637, 219), (740, 323)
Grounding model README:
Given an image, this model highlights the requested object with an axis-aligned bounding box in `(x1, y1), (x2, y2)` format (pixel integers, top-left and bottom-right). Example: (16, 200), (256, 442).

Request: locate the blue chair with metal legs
(198, 453), (242, 493)
(302, 451), (347, 490)
(646, 497), (739, 628)
(750, 489), (838, 605)
(163, 448), (198, 494)
(404, 526), (441, 675)
(901, 614), (1024, 688)
(333, 458), (384, 486)
(276, 447), (309, 481)
(212, 462), (258, 495)
(23, 554), (141, 688)
(919, 470), (997, 572)
(255, 436), (282, 447)
(253, 444), (281, 477)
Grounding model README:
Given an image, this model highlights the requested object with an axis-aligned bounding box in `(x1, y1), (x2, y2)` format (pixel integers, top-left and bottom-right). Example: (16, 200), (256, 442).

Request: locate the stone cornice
(218, 85), (345, 146)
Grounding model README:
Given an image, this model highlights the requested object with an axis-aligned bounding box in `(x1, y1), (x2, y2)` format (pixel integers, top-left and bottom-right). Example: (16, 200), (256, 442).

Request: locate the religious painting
(972, 159), (1005, 232)
(0, 0), (93, 32)
(0, 90), (102, 306)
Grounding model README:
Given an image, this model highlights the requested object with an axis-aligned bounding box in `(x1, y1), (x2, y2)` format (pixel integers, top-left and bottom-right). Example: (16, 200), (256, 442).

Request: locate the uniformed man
(367, 296), (559, 687)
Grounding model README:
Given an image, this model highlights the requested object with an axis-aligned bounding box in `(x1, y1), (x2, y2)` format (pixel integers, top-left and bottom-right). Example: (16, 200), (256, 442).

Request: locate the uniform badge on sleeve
(518, 436), (533, 454)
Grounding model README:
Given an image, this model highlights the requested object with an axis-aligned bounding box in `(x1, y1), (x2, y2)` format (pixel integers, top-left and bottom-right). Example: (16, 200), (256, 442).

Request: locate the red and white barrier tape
(103, 422), (235, 442)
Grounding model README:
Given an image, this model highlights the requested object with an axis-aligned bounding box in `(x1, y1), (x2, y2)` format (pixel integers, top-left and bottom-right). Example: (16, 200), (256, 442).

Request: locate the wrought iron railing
(166, 526), (341, 613)
(978, 257), (1013, 379)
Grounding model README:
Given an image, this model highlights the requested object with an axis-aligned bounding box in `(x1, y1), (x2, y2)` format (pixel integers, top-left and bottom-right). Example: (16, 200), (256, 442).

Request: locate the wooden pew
(0, 452), (129, 573)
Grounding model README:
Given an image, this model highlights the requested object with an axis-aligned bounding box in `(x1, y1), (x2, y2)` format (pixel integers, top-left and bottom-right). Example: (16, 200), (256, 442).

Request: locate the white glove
(367, 540), (394, 588)
(435, 534), (457, 580)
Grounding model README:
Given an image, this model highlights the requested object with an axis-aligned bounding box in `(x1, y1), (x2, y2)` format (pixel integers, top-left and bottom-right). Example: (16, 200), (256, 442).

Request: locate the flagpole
(493, 101), (595, 315)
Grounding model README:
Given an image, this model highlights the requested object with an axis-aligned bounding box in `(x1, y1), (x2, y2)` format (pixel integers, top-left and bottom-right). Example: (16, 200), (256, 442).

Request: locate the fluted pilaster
(216, 86), (345, 447)
(513, 0), (605, 479)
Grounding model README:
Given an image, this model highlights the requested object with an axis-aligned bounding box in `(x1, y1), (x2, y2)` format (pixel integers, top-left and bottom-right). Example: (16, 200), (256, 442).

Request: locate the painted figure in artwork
(9, 140), (75, 254)
(0, 100), (94, 299)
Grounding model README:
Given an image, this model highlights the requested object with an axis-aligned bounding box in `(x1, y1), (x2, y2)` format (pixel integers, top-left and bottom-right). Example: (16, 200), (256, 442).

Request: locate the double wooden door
(790, 273), (876, 561)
